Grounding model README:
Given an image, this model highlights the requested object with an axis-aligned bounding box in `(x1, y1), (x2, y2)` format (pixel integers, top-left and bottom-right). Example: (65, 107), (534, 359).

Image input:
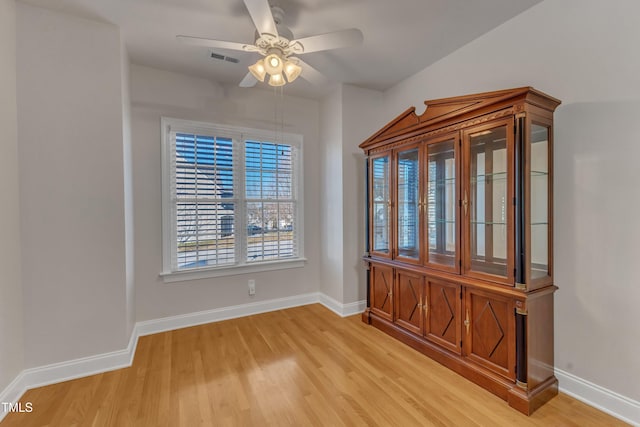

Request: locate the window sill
(160, 258), (307, 283)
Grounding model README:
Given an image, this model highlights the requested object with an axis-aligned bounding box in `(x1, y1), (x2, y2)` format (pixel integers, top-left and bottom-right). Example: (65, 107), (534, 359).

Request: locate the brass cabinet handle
(464, 309), (470, 334)
(424, 297), (428, 317)
(463, 190), (468, 216)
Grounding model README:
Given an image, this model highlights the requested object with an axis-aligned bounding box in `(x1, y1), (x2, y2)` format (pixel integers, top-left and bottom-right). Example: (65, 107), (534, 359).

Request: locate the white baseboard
(0, 371), (27, 418)
(136, 292), (322, 337)
(318, 293), (367, 317)
(556, 368), (640, 426)
(0, 330), (138, 422)
(7, 297), (638, 426)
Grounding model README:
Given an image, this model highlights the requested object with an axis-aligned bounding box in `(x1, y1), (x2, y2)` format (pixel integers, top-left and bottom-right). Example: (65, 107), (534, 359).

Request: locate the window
(161, 118), (304, 281)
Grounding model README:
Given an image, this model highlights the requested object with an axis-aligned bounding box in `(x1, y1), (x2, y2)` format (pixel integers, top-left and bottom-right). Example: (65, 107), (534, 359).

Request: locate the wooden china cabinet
(360, 87), (560, 415)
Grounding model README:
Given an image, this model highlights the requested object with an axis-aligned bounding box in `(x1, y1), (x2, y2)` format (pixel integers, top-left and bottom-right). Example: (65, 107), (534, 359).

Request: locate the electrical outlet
(248, 279), (256, 296)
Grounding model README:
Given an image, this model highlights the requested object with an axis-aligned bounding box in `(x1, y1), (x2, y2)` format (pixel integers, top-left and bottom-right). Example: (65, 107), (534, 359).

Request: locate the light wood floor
(1, 304), (628, 426)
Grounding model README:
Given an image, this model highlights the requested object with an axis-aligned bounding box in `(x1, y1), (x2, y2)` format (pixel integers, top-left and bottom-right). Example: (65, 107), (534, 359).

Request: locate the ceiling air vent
(209, 51), (239, 63)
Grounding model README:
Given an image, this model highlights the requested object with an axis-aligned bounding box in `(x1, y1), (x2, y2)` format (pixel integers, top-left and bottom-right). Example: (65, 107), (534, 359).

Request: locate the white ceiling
(19, 0), (541, 99)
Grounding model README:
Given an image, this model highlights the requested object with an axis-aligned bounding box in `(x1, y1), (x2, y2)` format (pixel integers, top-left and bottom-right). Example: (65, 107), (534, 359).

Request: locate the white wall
(341, 85), (384, 304)
(382, 0), (640, 404)
(17, 3), (130, 367)
(319, 85), (384, 305)
(0, 0), (24, 394)
(121, 39), (135, 337)
(319, 87), (344, 302)
(130, 64), (322, 321)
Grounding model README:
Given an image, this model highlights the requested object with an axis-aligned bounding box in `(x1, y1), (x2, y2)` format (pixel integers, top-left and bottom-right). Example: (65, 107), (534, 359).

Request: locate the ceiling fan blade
(176, 35), (251, 52)
(291, 29), (363, 54)
(239, 72), (258, 88)
(243, 0), (278, 37)
(297, 59), (328, 85)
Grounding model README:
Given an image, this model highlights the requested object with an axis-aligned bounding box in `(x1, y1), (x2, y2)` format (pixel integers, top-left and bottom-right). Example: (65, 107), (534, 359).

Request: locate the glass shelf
(531, 222), (549, 226)
(428, 219), (456, 224)
(471, 221), (506, 225)
(430, 177), (456, 184)
(531, 170), (548, 176)
(471, 172), (507, 183)
(429, 183), (456, 191)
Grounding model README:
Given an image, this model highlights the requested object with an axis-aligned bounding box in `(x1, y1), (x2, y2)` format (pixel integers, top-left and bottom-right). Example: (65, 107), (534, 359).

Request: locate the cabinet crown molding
(359, 87), (561, 152)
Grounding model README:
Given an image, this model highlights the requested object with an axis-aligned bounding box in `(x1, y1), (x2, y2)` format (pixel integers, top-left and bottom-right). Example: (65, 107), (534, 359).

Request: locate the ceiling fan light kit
(264, 51), (283, 75)
(268, 72), (285, 87)
(176, 0), (363, 88)
(248, 59), (267, 82)
(248, 50), (301, 86)
(283, 60), (302, 83)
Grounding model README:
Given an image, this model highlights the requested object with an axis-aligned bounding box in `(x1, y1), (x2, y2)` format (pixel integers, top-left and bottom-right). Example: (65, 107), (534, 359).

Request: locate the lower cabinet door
(464, 288), (516, 380)
(394, 269), (424, 335)
(424, 279), (462, 354)
(370, 264), (394, 321)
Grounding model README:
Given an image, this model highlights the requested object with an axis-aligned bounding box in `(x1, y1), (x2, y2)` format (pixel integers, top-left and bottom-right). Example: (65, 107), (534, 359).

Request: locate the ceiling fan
(176, 0), (363, 87)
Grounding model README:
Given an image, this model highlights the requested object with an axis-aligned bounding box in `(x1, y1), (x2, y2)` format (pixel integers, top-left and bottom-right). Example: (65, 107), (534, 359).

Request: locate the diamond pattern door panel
(370, 264), (393, 321)
(425, 279), (461, 354)
(394, 270), (423, 335)
(465, 289), (515, 380)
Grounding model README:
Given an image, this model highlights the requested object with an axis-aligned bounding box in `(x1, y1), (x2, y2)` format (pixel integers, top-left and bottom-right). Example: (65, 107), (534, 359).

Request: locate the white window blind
(161, 118), (304, 280)
(245, 140), (298, 262)
(173, 133), (236, 269)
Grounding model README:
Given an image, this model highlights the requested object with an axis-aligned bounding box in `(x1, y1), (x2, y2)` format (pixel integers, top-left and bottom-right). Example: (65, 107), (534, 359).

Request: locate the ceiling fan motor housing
(253, 6), (295, 55)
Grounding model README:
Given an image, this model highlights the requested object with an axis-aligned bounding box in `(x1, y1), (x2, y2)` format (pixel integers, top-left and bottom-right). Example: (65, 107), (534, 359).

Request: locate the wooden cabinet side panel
(526, 292), (555, 390)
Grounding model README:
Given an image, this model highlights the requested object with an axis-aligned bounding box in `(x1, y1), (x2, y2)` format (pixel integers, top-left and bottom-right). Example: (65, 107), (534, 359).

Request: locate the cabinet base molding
(507, 375), (558, 415)
(363, 310), (558, 415)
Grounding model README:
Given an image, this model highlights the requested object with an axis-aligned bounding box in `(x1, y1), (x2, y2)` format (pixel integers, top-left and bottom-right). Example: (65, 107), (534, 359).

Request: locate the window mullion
(238, 135), (247, 266)
(168, 129), (178, 271)
(194, 135), (200, 265)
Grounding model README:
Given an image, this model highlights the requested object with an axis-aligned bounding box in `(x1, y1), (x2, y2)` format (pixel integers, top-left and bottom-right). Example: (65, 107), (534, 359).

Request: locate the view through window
(162, 118), (302, 277)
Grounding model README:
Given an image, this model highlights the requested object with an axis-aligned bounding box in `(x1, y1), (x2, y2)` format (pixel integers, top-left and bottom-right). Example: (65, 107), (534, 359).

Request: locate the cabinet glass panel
(397, 148), (420, 259)
(372, 155), (390, 253)
(530, 124), (550, 279)
(470, 127), (508, 277)
(427, 140), (456, 267)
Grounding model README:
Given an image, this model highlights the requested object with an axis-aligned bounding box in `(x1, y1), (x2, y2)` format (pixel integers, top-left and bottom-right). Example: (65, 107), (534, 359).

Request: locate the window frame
(160, 117), (305, 282)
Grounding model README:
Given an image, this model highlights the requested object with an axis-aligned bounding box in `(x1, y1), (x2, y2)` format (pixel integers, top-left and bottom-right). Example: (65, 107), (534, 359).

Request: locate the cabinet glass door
(528, 120), (552, 284)
(425, 137), (459, 271)
(464, 120), (514, 282)
(396, 146), (420, 261)
(371, 154), (391, 256)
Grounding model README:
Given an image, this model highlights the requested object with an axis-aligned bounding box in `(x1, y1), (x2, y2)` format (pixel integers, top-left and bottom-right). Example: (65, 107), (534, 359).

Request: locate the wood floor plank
(1, 304), (630, 426)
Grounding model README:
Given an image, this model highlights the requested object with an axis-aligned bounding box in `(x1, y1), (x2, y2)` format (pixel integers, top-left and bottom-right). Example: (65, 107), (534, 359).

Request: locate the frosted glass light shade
(248, 60), (266, 82)
(283, 60), (302, 83)
(264, 53), (283, 75)
(268, 73), (285, 87)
